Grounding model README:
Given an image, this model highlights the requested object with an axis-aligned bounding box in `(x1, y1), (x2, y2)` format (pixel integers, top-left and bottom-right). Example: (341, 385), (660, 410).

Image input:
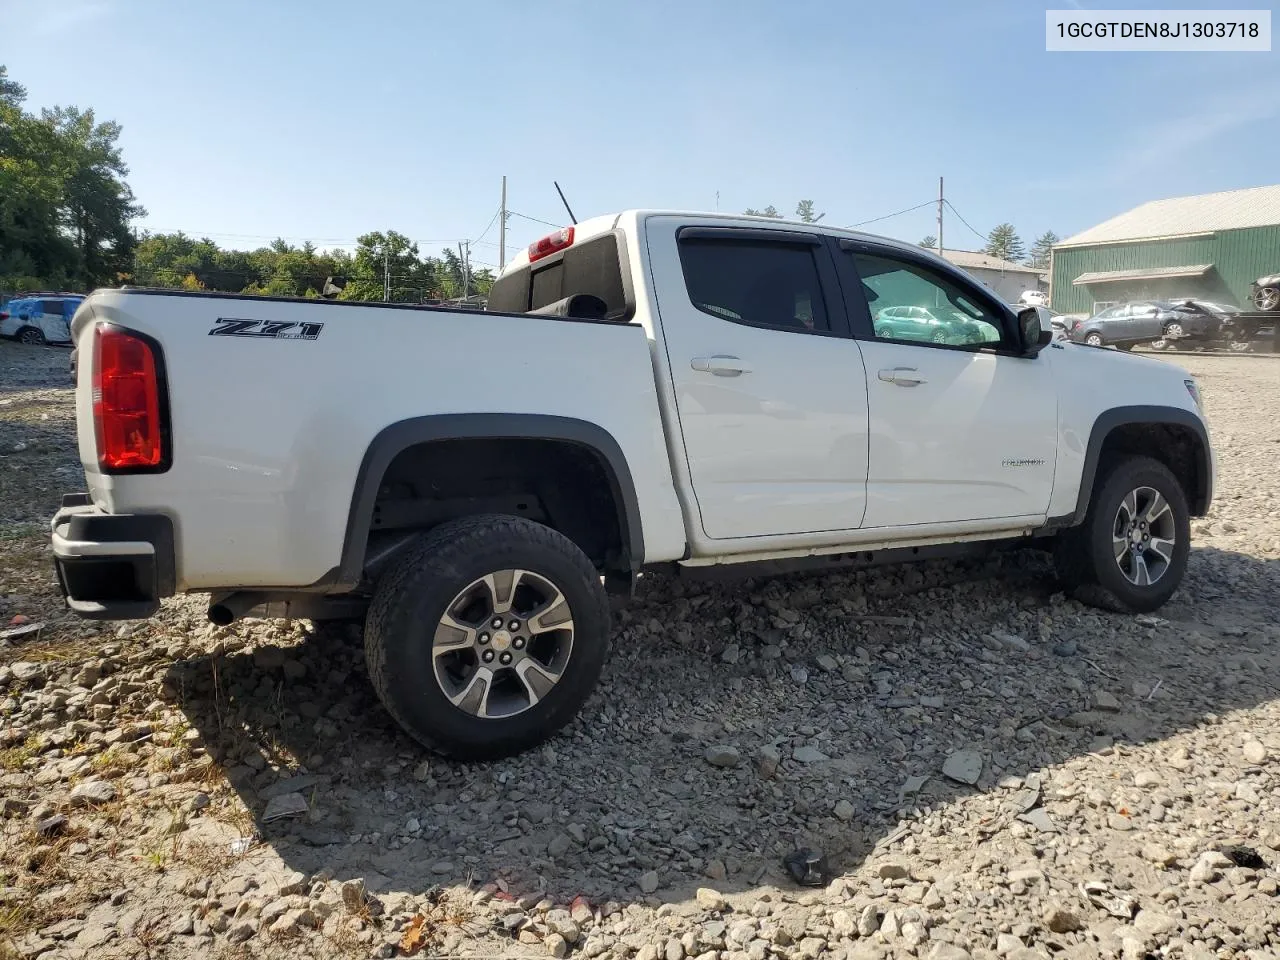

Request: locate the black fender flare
(1056, 405), (1212, 528)
(335, 413), (644, 587)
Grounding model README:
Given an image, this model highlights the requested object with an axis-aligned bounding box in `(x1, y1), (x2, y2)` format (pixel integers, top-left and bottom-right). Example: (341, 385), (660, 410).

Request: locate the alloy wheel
(1254, 286), (1280, 311)
(432, 568), (574, 719)
(1112, 486), (1176, 587)
(1085, 333), (1103, 346)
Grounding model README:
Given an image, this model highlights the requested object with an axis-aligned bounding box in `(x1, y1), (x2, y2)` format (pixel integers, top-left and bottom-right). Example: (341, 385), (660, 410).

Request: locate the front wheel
(1085, 332), (1104, 347)
(1053, 456), (1190, 613)
(1163, 322), (1185, 340)
(18, 328), (45, 346)
(363, 514), (611, 760)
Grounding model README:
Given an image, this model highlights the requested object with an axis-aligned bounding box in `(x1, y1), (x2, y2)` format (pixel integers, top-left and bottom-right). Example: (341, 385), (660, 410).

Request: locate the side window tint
(678, 238), (830, 333)
(852, 253), (1004, 348)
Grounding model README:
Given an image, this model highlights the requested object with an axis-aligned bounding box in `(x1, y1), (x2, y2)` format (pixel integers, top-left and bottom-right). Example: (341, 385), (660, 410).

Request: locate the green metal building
(1050, 184), (1280, 315)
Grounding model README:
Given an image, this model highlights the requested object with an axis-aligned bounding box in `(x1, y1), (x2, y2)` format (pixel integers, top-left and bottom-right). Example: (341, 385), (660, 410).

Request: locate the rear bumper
(50, 494), (176, 620)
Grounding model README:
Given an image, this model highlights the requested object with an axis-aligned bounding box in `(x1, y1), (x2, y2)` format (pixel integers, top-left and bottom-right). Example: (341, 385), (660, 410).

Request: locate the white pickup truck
(52, 210), (1214, 759)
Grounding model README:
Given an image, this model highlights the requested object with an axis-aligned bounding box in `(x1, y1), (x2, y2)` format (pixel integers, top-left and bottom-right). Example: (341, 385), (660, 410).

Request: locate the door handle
(877, 367), (926, 386)
(691, 355), (753, 377)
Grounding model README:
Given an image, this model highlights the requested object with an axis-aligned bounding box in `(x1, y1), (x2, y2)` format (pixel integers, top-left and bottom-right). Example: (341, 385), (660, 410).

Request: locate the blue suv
(0, 294), (85, 345)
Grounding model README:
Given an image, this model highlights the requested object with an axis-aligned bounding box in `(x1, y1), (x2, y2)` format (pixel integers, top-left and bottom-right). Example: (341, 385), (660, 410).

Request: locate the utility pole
(499, 175), (507, 269)
(937, 176), (944, 258)
(383, 246), (389, 302)
(458, 241), (470, 300)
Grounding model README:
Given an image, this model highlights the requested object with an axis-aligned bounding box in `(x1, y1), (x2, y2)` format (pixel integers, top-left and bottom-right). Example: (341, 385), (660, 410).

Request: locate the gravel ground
(1, 339), (1278, 960)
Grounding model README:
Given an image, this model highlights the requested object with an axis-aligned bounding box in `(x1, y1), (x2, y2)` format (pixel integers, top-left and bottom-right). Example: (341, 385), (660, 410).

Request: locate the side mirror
(1016, 306), (1054, 356)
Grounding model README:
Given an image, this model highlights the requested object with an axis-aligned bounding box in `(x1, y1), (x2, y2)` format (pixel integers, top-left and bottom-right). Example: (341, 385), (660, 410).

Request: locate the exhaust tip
(207, 604), (235, 626)
(207, 591), (265, 626)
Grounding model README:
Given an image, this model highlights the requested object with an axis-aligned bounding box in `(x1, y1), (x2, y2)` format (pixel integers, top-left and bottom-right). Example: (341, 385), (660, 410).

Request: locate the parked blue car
(0, 294), (84, 345)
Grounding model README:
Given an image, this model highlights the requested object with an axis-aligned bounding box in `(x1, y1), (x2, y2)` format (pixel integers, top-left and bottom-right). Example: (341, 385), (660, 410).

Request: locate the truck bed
(69, 288), (688, 590)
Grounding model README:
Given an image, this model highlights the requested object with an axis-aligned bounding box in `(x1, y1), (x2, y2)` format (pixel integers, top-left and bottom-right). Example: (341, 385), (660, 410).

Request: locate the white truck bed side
(72, 290), (688, 589)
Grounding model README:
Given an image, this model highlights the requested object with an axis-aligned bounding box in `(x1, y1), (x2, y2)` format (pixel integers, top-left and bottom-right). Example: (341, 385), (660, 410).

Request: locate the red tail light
(92, 325), (167, 472)
(0, 311), (8, 321)
(527, 227), (574, 262)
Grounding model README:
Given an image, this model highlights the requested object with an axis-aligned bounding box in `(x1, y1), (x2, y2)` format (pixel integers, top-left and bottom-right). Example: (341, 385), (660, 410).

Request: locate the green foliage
(983, 223), (1025, 263)
(130, 229), (494, 303)
(795, 200), (824, 223)
(0, 65), (142, 291)
(0, 64), (493, 304)
(918, 235), (937, 248)
(743, 201), (825, 223)
(1027, 231), (1059, 269)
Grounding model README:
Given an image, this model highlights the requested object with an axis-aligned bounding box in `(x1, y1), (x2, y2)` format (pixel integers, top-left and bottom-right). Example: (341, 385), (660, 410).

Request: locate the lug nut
(482, 650), (495, 663)
(513, 637), (525, 650)
(491, 617), (503, 629)
(479, 633), (490, 644)
(499, 652), (513, 665)
(508, 620), (520, 630)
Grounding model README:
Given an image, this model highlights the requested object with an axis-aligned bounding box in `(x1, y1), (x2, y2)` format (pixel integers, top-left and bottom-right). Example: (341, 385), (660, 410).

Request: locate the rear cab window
(488, 232), (629, 319)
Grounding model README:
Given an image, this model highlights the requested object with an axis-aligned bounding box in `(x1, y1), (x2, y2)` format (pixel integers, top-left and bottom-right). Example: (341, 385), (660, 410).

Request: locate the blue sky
(3, 0), (1277, 267)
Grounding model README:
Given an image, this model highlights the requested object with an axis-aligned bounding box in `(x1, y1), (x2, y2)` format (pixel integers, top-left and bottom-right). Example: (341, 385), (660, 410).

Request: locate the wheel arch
(336, 414), (644, 588)
(1060, 406), (1212, 527)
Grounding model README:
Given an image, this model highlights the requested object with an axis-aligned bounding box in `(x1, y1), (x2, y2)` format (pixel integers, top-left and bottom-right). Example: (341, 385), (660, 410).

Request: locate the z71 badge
(208, 318), (323, 340)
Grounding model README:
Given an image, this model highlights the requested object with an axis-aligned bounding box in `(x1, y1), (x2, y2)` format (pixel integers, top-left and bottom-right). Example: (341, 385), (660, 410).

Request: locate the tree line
(742, 197), (1060, 270)
(919, 225), (1060, 270)
(131, 230), (492, 303)
(1, 64), (490, 302)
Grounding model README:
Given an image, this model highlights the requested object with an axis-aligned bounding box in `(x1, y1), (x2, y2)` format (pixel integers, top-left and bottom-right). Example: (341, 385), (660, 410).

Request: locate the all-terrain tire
(1053, 456), (1190, 613)
(363, 514), (611, 760)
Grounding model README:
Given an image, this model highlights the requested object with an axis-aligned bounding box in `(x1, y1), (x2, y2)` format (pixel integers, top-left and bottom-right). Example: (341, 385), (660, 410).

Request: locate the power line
(848, 200), (936, 229)
(470, 207), (502, 246)
(509, 210), (562, 229)
(943, 199), (988, 243)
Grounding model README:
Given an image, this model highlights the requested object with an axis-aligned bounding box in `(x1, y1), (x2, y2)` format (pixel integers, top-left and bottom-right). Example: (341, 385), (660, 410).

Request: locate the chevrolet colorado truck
(51, 210), (1215, 759)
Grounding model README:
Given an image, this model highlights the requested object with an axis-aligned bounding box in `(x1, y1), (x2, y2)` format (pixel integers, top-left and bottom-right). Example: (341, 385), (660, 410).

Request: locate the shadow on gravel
(162, 543), (1280, 910)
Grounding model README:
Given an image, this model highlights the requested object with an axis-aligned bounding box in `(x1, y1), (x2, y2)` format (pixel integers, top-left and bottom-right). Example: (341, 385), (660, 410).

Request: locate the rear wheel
(1163, 321), (1185, 340)
(1054, 456), (1190, 613)
(363, 514), (611, 760)
(931, 328), (949, 344)
(1085, 332), (1104, 347)
(18, 327), (45, 346)
(1253, 286), (1280, 311)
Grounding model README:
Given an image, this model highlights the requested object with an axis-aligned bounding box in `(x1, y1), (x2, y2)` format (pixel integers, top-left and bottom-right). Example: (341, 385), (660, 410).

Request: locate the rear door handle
(877, 367), (926, 386)
(691, 355), (753, 377)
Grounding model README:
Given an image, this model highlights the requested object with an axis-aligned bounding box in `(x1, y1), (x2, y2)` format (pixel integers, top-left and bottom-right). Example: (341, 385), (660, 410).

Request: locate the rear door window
(677, 237), (831, 334)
